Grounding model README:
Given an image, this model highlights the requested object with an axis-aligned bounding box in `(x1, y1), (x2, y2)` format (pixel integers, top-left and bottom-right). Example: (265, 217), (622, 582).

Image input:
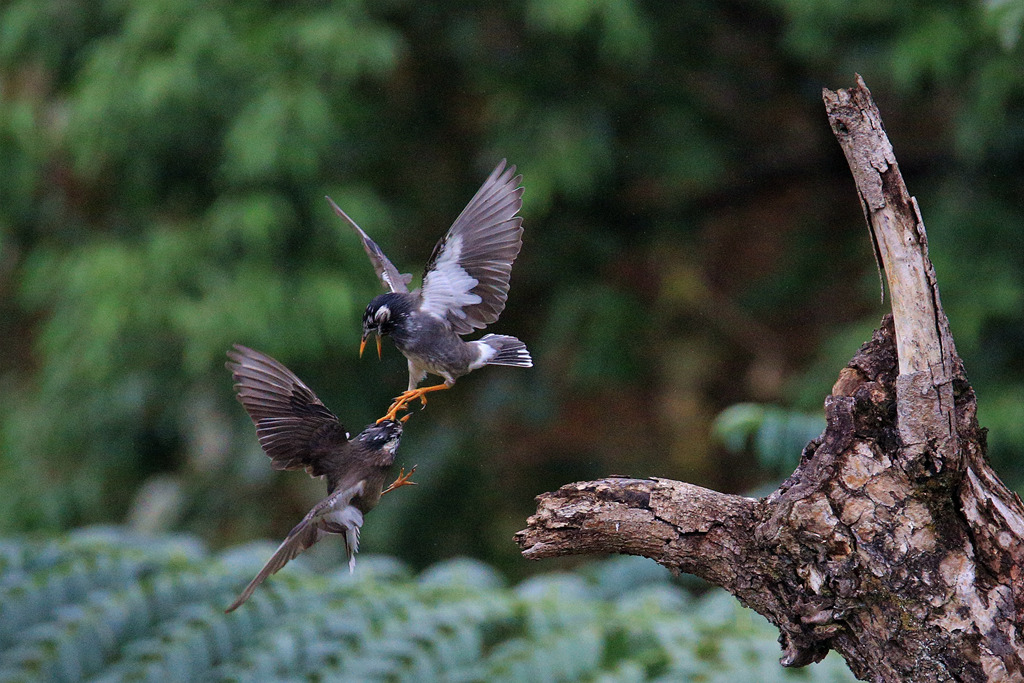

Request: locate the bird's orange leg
(382, 465), (417, 495)
(377, 383), (452, 423)
(401, 383), (451, 408)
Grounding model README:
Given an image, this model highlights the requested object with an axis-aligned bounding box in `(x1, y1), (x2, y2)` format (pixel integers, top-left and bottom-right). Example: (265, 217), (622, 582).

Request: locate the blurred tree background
(1, 0), (1023, 586)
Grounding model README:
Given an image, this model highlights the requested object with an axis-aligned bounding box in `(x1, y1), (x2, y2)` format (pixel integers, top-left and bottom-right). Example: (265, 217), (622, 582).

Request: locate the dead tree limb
(515, 76), (1024, 682)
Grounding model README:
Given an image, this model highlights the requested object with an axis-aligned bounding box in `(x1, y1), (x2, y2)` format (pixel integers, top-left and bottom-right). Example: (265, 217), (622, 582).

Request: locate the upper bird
(224, 344), (415, 613)
(326, 159), (532, 422)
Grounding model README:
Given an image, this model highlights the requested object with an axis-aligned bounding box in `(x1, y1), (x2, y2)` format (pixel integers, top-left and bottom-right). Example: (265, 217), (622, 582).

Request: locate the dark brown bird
(327, 159), (532, 423)
(224, 344), (414, 613)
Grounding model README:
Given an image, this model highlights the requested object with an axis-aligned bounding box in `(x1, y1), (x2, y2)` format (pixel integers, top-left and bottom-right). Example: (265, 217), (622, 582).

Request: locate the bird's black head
(362, 292), (414, 340)
(355, 419), (403, 455)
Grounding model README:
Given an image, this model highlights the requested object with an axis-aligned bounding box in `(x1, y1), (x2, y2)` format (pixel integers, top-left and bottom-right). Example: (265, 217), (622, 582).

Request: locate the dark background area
(1, 0), (1023, 581)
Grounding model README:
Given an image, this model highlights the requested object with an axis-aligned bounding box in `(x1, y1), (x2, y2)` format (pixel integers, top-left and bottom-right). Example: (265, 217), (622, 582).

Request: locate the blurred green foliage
(0, 528), (857, 681)
(712, 403), (825, 481)
(0, 0), (1023, 586)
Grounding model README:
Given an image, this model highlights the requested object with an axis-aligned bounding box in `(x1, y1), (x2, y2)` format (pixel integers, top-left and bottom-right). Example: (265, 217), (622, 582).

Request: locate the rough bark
(515, 77), (1024, 682)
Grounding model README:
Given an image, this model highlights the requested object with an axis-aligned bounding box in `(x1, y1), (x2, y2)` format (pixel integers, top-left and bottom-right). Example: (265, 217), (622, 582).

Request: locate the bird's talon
(376, 398), (411, 424)
(382, 465), (418, 494)
(375, 385), (451, 423)
(377, 390), (419, 423)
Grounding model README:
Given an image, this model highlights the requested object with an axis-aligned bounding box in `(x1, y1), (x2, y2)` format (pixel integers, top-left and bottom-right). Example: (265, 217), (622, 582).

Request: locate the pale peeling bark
(515, 77), (1024, 682)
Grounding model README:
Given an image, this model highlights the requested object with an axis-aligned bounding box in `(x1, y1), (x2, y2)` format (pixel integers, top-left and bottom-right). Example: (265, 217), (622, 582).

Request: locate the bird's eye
(374, 306), (390, 324)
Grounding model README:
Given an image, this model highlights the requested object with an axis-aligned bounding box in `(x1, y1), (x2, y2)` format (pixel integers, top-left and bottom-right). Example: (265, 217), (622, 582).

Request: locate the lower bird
(224, 344), (416, 613)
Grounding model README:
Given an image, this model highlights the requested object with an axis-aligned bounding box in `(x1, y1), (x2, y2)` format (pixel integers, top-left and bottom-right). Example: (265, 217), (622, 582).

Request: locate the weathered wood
(823, 74), (958, 472)
(516, 77), (1024, 682)
(518, 477), (759, 588)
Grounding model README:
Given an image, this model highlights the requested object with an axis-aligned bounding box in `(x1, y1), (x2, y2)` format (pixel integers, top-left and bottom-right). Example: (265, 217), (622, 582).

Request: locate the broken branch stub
(822, 74), (958, 473)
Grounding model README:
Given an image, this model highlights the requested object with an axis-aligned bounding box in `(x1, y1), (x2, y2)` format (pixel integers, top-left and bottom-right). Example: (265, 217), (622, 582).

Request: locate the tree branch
(516, 77), (1024, 682)
(822, 74), (958, 472)
(517, 478), (758, 588)
(825, 77), (1024, 623)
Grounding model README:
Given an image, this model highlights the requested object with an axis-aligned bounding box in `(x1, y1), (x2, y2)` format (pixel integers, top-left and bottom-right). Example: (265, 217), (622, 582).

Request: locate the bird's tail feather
(479, 334), (533, 368)
(345, 531), (359, 573)
(342, 511), (362, 573)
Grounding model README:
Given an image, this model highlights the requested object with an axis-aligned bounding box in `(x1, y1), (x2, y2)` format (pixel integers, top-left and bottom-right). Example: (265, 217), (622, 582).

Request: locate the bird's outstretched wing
(419, 160), (524, 335)
(326, 196), (412, 294)
(227, 344), (350, 475)
(224, 481), (365, 613)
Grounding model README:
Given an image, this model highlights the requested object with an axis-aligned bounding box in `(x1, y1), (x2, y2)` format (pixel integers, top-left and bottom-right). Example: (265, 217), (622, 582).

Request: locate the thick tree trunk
(515, 76), (1024, 682)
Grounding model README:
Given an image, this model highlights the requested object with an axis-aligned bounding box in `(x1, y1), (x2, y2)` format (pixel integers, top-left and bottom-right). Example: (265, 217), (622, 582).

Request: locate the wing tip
(487, 158), (520, 188)
(226, 342), (247, 363)
(325, 195), (366, 236)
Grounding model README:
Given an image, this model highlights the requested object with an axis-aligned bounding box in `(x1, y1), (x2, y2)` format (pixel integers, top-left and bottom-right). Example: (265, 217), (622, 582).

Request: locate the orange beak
(360, 334), (381, 359)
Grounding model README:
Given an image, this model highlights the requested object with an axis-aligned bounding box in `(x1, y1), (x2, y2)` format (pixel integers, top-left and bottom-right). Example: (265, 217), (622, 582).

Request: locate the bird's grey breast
(393, 311), (477, 378)
(339, 448), (396, 514)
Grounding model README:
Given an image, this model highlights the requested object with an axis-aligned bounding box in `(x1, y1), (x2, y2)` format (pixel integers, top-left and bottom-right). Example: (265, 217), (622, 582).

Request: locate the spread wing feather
(326, 196), (411, 294)
(419, 160), (525, 334)
(227, 344), (350, 476)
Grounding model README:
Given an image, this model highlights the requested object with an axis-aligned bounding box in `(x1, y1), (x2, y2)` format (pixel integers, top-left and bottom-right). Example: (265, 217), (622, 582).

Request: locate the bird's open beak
(360, 334), (381, 359)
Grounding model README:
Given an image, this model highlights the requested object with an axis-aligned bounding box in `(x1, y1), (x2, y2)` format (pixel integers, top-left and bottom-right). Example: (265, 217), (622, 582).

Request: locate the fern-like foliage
(0, 528), (856, 682)
(713, 403), (826, 476)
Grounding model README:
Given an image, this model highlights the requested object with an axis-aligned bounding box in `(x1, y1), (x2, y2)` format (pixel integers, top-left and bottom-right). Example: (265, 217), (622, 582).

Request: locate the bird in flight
(224, 344), (415, 613)
(327, 159), (532, 423)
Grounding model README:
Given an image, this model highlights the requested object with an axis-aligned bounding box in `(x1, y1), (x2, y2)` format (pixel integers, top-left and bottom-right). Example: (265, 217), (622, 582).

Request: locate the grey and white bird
(224, 344), (414, 613)
(326, 160), (533, 422)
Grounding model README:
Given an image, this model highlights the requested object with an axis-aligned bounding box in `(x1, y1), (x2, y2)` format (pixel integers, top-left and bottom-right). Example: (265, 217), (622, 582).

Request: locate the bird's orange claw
(377, 396), (414, 424)
(397, 388), (431, 409)
(375, 384), (451, 424)
(382, 465), (417, 495)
